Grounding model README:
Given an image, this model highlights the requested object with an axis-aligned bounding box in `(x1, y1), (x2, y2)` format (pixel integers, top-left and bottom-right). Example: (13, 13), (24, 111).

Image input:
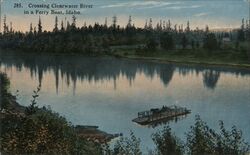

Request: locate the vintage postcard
(0, 0), (250, 154)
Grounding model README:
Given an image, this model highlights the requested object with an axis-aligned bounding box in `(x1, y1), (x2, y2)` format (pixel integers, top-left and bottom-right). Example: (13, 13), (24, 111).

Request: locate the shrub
(186, 115), (249, 155)
(0, 72), (10, 109)
(152, 126), (184, 155)
(112, 131), (142, 155)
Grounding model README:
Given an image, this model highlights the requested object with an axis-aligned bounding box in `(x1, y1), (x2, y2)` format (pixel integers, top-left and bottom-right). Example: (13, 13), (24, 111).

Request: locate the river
(1, 51), (250, 152)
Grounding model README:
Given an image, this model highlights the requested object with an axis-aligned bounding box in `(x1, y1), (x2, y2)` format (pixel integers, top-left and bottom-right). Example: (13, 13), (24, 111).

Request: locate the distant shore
(121, 55), (250, 69)
(110, 47), (250, 69)
(1, 48), (250, 69)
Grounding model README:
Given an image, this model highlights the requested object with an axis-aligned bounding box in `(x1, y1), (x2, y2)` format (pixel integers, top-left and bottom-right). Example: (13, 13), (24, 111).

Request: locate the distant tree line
(0, 15), (249, 55)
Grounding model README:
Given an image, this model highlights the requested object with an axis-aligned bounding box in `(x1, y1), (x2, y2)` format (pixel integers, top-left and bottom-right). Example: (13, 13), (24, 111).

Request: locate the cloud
(165, 5), (202, 10)
(193, 12), (211, 17)
(100, 1), (180, 9)
(100, 3), (127, 8)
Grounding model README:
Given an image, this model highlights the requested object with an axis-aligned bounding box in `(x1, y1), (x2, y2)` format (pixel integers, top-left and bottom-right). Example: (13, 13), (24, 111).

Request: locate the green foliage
(216, 121), (250, 155)
(203, 33), (218, 50)
(196, 41), (200, 49)
(186, 115), (218, 154)
(181, 34), (188, 49)
(191, 40), (195, 49)
(25, 85), (41, 115)
(146, 37), (158, 50)
(235, 41), (239, 49)
(0, 16), (249, 65)
(152, 126), (184, 155)
(0, 73), (10, 93)
(186, 115), (249, 155)
(0, 80), (102, 154)
(38, 16), (42, 34)
(1, 106), (102, 154)
(160, 32), (175, 50)
(237, 29), (245, 42)
(0, 72), (10, 109)
(112, 131), (142, 155)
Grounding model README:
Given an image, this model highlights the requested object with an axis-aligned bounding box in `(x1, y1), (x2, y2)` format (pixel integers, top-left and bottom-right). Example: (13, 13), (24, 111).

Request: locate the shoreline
(1, 48), (250, 69)
(0, 82), (119, 145)
(120, 55), (250, 69)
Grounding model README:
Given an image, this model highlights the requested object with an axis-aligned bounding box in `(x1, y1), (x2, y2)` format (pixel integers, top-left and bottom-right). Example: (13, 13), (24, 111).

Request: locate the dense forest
(0, 15), (249, 64)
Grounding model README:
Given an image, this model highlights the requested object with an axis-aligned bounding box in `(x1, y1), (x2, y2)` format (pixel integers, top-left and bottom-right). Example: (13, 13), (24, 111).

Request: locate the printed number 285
(14, 3), (22, 8)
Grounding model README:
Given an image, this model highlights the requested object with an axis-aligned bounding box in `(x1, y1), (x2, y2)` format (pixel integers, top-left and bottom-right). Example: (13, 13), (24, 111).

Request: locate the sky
(0, 0), (249, 32)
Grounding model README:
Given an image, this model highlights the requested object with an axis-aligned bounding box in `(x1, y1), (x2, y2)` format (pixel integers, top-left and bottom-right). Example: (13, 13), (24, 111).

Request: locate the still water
(1, 51), (250, 152)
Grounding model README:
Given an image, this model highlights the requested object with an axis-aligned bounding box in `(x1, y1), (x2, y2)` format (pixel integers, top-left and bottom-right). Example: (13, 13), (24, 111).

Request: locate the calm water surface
(1, 51), (250, 152)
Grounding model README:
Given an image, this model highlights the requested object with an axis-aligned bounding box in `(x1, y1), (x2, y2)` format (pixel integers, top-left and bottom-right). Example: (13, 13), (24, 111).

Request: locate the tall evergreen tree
(9, 22), (13, 33)
(238, 29), (245, 41)
(112, 15), (117, 29)
(61, 20), (65, 31)
(104, 17), (108, 27)
(29, 23), (33, 34)
(66, 21), (70, 31)
(241, 18), (245, 30)
(34, 26), (37, 35)
(237, 18), (246, 42)
(167, 19), (171, 31)
(186, 21), (190, 32)
(53, 16), (59, 32)
(148, 18), (153, 29)
(203, 33), (218, 50)
(160, 20), (162, 30)
(144, 19), (148, 29)
(72, 15), (76, 28)
(3, 15), (8, 34)
(205, 25), (209, 33)
(127, 15), (132, 28)
(38, 16), (42, 34)
(174, 24), (177, 32)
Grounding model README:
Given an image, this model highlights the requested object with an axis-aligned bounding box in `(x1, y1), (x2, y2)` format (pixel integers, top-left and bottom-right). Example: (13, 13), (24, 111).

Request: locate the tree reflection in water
(202, 70), (220, 89)
(0, 52), (249, 93)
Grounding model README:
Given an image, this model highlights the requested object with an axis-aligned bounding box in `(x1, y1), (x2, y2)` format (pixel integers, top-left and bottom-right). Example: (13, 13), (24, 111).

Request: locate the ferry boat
(132, 105), (191, 125)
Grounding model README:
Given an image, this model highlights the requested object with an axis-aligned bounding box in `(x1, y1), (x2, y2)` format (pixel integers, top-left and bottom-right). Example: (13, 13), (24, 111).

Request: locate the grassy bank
(1, 47), (249, 70)
(111, 47), (250, 69)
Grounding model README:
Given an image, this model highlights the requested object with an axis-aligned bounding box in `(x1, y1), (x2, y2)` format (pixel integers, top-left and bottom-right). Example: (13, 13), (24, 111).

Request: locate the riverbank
(1, 48), (250, 69)
(0, 72), (118, 154)
(111, 47), (250, 69)
(122, 55), (250, 69)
